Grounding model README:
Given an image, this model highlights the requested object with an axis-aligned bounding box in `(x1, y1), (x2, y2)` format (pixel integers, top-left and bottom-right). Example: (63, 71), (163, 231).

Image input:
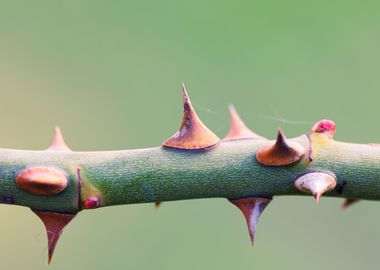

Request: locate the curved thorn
(162, 83), (220, 150)
(223, 105), (266, 141)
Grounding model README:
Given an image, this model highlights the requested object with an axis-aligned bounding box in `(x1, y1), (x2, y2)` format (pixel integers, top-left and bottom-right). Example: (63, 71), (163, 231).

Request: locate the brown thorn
(229, 197), (271, 245)
(34, 211), (75, 264)
(155, 202), (161, 208)
(223, 105), (266, 141)
(341, 198), (359, 209)
(256, 129), (305, 166)
(47, 127), (71, 151)
(162, 83), (220, 150)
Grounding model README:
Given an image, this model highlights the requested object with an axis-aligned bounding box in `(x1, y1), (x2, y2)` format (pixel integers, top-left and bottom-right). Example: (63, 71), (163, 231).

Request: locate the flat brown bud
(163, 83), (220, 150)
(256, 129), (305, 166)
(16, 167), (68, 196)
(223, 105), (266, 141)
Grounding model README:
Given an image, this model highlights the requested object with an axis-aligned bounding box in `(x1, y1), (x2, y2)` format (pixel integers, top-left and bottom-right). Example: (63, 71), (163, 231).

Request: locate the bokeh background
(0, 0), (379, 269)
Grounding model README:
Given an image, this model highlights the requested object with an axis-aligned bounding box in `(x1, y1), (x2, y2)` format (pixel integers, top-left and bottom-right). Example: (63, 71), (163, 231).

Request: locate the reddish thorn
(34, 211), (75, 264)
(223, 105), (266, 141)
(155, 202), (161, 208)
(47, 127), (71, 151)
(311, 120), (336, 139)
(229, 197), (271, 244)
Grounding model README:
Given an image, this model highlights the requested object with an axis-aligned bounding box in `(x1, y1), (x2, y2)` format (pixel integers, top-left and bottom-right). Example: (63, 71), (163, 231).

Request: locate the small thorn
(256, 129), (305, 166)
(155, 202), (161, 208)
(223, 105), (266, 141)
(229, 197), (271, 244)
(47, 127), (71, 151)
(34, 211), (75, 264)
(16, 166), (68, 196)
(342, 198), (359, 209)
(294, 172), (337, 203)
(162, 83), (220, 150)
(310, 120), (336, 139)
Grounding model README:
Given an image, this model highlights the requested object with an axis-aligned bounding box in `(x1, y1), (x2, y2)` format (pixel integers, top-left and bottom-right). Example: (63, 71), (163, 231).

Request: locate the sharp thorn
(34, 211), (76, 264)
(223, 105), (266, 141)
(229, 197), (271, 244)
(256, 129), (305, 166)
(162, 83), (220, 150)
(47, 127), (71, 151)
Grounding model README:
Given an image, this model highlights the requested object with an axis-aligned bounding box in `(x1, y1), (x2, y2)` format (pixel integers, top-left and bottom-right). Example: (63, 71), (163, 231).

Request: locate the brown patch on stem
(223, 105), (266, 141)
(34, 211), (75, 264)
(256, 129), (305, 166)
(16, 167), (68, 196)
(162, 83), (220, 150)
(46, 127), (71, 151)
(229, 197), (271, 244)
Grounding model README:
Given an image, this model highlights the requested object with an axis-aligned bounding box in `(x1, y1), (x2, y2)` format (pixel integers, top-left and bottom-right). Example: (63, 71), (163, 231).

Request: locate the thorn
(162, 83), (220, 150)
(310, 120), (336, 139)
(155, 202), (161, 208)
(294, 172), (337, 203)
(16, 166), (68, 196)
(47, 127), (71, 151)
(223, 105), (266, 141)
(342, 198), (359, 209)
(34, 211), (75, 264)
(256, 129), (305, 166)
(229, 197), (271, 244)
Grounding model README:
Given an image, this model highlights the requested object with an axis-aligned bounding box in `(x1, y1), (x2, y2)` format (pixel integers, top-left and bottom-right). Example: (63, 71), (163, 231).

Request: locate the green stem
(1, 134), (379, 214)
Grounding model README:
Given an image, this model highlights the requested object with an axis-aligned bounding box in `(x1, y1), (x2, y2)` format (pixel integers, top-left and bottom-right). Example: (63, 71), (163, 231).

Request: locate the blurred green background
(0, 0), (379, 269)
